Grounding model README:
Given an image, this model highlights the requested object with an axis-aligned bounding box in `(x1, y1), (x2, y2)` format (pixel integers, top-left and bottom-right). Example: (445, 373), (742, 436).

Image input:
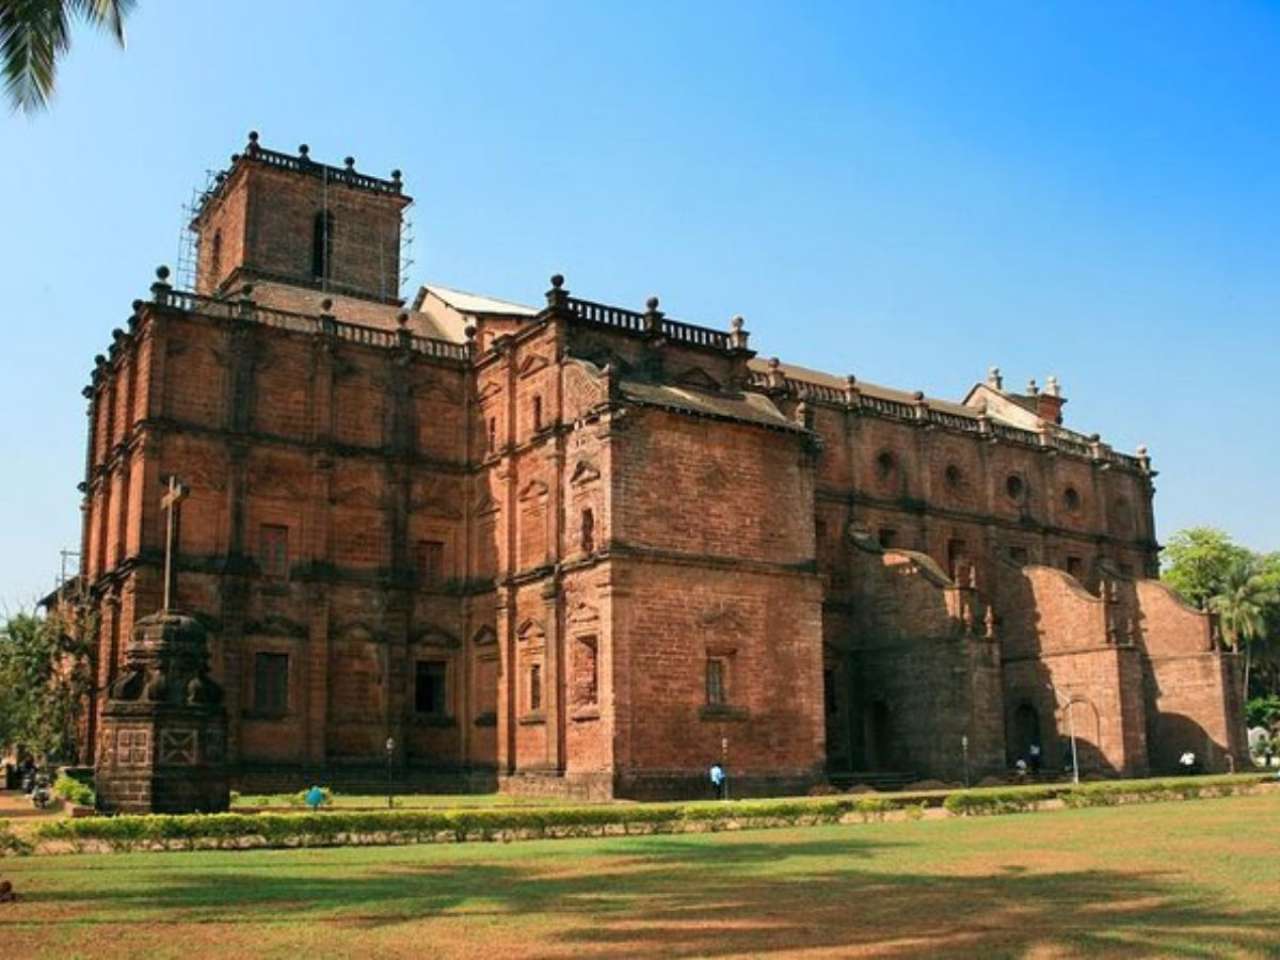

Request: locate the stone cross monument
(94, 476), (230, 814)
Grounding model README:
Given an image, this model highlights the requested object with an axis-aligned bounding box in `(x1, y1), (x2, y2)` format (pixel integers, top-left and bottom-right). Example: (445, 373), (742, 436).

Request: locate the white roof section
(418, 284), (538, 317)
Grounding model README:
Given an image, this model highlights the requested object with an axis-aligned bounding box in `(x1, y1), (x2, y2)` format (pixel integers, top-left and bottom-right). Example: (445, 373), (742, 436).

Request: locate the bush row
(34, 796), (904, 854)
(941, 773), (1269, 816)
(25, 774), (1272, 854)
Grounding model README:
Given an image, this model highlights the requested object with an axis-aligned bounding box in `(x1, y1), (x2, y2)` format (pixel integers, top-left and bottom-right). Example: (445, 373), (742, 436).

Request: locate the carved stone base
(94, 611), (230, 815)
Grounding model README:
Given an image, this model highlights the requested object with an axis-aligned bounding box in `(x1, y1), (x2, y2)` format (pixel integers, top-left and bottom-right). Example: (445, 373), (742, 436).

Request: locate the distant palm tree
(1, 0), (135, 113)
(1210, 559), (1277, 703)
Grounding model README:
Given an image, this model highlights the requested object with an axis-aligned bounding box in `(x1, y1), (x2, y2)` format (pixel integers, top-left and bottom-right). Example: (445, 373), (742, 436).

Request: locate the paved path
(0, 789), (63, 821)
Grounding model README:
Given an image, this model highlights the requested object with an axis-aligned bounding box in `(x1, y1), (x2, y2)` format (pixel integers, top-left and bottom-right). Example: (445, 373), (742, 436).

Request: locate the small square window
(1066, 556), (1083, 578)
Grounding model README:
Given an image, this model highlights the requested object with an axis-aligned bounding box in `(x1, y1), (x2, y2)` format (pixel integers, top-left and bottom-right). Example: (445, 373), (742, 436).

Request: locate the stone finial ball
(730, 314), (744, 331)
(846, 374), (857, 386)
(768, 356), (781, 369)
(1090, 433), (1101, 442)
(397, 312), (409, 327)
(241, 283), (254, 297)
(94, 354), (107, 367)
(1137, 444), (1149, 456)
(299, 144), (310, 157)
(344, 156), (355, 168)
(248, 130), (259, 143)
(550, 274), (564, 289)
(464, 324), (477, 340)
(646, 296), (660, 311)
(391, 169), (402, 181)
(112, 328), (126, 342)
(321, 298), (333, 311)
(913, 390), (925, 401)
(155, 265), (170, 281)
(131, 299), (144, 311)
(231, 153), (241, 163)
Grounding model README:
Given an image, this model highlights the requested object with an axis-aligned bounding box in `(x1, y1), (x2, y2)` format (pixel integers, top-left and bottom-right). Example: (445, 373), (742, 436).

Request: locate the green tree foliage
(1163, 529), (1280, 705)
(1208, 558), (1278, 702)
(1, 0), (135, 114)
(0, 609), (95, 761)
(1161, 527), (1254, 610)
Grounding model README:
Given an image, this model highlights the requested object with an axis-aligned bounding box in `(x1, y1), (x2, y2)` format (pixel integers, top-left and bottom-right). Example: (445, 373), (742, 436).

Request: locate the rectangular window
(259, 524), (289, 579)
(529, 663), (543, 712)
(580, 508), (595, 554)
(573, 636), (599, 707)
(532, 395), (542, 433)
(253, 652), (289, 716)
(878, 528), (897, 549)
(414, 539), (445, 586)
(414, 660), (447, 717)
(948, 539), (969, 581)
(1066, 556), (1083, 578)
(706, 658), (727, 706)
(487, 417), (496, 453)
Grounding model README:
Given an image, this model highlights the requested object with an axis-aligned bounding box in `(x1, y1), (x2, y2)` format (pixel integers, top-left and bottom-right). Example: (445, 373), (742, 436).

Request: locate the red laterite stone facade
(72, 137), (1248, 799)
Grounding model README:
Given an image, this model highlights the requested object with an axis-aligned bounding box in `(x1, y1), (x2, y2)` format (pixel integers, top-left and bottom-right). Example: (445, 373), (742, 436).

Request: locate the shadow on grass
(10, 832), (1278, 958)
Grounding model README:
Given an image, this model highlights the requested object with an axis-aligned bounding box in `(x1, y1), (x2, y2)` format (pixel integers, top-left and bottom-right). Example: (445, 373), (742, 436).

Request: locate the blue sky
(2, 1), (1278, 606)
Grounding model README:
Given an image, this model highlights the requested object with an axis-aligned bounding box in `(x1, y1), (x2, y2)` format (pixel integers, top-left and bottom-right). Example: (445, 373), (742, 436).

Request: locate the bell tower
(190, 131), (412, 304)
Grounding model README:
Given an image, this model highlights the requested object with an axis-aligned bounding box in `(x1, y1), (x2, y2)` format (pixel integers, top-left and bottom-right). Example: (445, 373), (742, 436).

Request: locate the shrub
(53, 773), (95, 807)
(853, 797), (894, 822)
(0, 819), (33, 857)
(902, 803), (926, 821)
(943, 790), (1037, 816)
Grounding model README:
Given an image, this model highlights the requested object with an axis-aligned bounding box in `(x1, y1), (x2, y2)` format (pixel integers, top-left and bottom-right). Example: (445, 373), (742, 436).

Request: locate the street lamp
(961, 734), (970, 788)
(1046, 684), (1080, 785)
(385, 736), (396, 809)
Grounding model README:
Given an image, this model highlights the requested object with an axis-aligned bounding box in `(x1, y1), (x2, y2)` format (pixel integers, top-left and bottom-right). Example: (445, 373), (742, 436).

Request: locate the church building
(72, 134), (1248, 797)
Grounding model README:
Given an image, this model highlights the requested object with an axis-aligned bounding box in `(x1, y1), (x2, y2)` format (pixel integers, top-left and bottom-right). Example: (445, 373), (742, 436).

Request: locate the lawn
(2, 791), (1278, 959)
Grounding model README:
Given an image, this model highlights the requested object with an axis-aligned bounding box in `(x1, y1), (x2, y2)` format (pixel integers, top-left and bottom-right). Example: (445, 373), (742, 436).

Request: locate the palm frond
(3, 0), (135, 113)
(1, 0), (72, 113)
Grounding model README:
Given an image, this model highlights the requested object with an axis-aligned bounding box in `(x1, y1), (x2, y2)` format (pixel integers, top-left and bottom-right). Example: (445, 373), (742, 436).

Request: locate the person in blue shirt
(709, 763), (726, 800)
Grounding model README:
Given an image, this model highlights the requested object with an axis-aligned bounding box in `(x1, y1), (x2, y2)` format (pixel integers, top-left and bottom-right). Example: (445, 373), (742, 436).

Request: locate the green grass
(3, 790), (1278, 958)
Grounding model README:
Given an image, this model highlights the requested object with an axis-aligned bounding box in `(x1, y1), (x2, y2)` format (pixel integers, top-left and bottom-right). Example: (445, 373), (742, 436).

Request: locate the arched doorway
(864, 701), (893, 771)
(1009, 702), (1041, 765)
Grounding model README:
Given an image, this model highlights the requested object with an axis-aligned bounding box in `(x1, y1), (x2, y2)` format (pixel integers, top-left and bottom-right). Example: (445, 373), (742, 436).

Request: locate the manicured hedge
(33, 796), (909, 854)
(26, 773), (1274, 854)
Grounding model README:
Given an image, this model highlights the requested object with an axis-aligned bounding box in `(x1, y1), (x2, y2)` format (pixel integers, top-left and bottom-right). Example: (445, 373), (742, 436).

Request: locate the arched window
(311, 210), (335, 280)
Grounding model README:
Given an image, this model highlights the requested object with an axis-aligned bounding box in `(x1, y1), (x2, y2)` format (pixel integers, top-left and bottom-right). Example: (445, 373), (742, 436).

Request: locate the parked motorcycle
(29, 774), (53, 810)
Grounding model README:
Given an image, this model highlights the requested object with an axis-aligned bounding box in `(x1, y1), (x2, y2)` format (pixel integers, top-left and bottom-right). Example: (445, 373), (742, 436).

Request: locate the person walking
(709, 762), (726, 800)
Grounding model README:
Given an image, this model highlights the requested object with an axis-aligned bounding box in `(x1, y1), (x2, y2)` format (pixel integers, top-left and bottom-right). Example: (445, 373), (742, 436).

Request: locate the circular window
(944, 464), (963, 491)
(1006, 474), (1026, 502)
(875, 451), (897, 480)
(1063, 486), (1081, 512)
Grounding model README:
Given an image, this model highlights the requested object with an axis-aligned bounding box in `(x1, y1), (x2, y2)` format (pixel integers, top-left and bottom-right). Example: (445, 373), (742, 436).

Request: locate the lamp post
(1046, 684), (1080, 785)
(721, 737), (730, 802)
(385, 736), (396, 809)
(961, 734), (970, 788)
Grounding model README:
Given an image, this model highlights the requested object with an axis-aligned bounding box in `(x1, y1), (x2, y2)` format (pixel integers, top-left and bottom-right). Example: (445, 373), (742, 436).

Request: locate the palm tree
(1, 0), (135, 114)
(1209, 559), (1278, 704)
